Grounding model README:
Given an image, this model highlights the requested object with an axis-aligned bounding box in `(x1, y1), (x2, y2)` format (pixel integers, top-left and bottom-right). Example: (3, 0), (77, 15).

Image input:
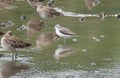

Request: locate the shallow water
(0, 0), (120, 78)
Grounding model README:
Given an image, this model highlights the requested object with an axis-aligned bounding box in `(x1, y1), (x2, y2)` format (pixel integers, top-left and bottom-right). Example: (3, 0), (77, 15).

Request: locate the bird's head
(54, 24), (61, 29)
(57, 45), (63, 48)
(4, 30), (12, 37)
(34, 2), (43, 7)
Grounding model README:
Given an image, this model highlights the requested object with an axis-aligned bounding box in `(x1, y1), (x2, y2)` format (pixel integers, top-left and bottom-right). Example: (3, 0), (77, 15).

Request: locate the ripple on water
(54, 7), (98, 17)
(10, 68), (120, 78)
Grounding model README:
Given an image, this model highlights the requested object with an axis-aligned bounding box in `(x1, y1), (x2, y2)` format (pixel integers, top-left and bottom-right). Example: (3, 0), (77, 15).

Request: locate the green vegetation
(0, 0), (120, 73)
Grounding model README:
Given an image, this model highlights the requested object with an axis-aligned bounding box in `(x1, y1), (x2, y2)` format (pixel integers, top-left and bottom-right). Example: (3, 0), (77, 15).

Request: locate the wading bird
(47, 0), (56, 7)
(35, 2), (63, 26)
(1, 31), (31, 60)
(54, 24), (78, 44)
(84, 0), (100, 10)
(17, 18), (45, 36)
(36, 32), (59, 50)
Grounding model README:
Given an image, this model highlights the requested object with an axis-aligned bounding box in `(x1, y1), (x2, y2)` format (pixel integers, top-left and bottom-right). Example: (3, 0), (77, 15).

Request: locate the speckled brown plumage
(1, 31), (31, 49)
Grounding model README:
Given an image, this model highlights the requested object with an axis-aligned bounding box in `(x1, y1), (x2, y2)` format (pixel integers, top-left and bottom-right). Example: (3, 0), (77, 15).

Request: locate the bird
(17, 24), (27, 32)
(54, 45), (76, 60)
(1, 31), (31, 60)
(54, 24), (78, 43)
(0, 21), (15, 29)
(117, 13), (120, 20)
(35, 2), (63, 26)
(36, 31), (59, 50)
(0, 22), (6, 29)
(47, 0), (56, 7)
(99, 12), (106, 20)
(26, 0), (45, 6)
(17, 18), (45, 36)
(84, 0), (100, 10)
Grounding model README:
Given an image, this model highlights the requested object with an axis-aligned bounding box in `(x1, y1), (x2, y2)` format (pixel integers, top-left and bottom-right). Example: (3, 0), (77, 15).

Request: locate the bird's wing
(44, 6), (62, 16)
(5, 36), (31, 48)
(59, 27), (76, 35)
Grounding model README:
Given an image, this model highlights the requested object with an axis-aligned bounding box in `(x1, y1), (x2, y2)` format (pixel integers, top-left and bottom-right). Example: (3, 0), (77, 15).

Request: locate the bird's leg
(14, 50), (17, 61)
(12, 49), (17, 61)
(12, 49), (15, 61)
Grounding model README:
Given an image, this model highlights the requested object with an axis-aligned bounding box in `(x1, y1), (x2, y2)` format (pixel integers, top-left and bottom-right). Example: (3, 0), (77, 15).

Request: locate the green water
(0, 0), (120, 78)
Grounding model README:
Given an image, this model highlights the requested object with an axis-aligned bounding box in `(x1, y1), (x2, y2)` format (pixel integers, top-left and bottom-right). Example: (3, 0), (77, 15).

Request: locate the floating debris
(84, 0), (100, 10)
(72, 38), (78, 42)
(5, 20), (15, 27)
(0, 22), (6, 29)
(54, 7), (98, 17)
(82, 49), (88, 52)
(79, 17), (86, 22)
(47, 0), (56, 7)
(17, 24), (27, 32)
(20, 15), (27, 20)
(0, 21), (15, 29)
(90, 62), (96, 66)
(100, 35), (105, 38)
(92, 36), (97, 40)
(92, 36), (101, 42)
(95, 38), (101, 42)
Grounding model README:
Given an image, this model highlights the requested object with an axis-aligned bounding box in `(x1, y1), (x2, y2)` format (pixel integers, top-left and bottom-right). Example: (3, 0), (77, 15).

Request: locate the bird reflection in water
(17, 18), (45, 36)
(54, 45), (76, 60)
(36, 32), (59, 50)
(0, 60), (30, 78)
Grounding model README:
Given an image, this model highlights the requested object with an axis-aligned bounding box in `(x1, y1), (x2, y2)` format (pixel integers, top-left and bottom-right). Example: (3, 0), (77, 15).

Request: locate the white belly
(1, 37), (11, 51)
(56, 30), (71, 38)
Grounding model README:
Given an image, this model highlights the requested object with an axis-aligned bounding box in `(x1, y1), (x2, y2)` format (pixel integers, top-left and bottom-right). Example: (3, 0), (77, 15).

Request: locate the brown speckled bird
(1, 31), (31, 60)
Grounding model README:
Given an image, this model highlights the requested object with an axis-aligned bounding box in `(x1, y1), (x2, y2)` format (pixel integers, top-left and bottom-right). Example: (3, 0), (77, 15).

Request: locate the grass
(0, 0), (120, 73)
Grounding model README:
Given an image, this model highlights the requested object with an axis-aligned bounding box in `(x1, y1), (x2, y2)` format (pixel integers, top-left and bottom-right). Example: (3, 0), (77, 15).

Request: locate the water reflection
(54, 45), (76, 60)
(0, 60), (30, 78)
(36, 32), (59, 50)
(17, 18), (45, 36)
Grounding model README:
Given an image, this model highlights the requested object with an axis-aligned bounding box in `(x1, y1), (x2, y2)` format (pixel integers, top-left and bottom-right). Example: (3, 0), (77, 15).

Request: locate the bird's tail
(56, 12), (64, 16)
(25, 43), (31, 47)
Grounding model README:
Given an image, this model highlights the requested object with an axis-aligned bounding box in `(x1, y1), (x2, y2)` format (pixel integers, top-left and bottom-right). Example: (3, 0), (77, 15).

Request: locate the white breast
(55, 29), (71, 38)
(1, 37), (10, 51)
